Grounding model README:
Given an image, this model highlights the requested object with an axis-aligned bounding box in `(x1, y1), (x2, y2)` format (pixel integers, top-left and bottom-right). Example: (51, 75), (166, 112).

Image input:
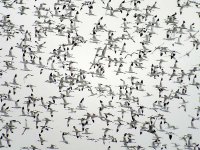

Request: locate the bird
(22, 119), (30, 135)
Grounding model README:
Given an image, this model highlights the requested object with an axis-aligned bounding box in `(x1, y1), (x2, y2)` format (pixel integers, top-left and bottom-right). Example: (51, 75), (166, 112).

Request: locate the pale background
(0, 0), (200, 149)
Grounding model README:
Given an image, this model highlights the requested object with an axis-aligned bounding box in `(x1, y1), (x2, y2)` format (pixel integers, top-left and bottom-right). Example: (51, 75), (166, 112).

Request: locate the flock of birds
(0, 0), (200, 149)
